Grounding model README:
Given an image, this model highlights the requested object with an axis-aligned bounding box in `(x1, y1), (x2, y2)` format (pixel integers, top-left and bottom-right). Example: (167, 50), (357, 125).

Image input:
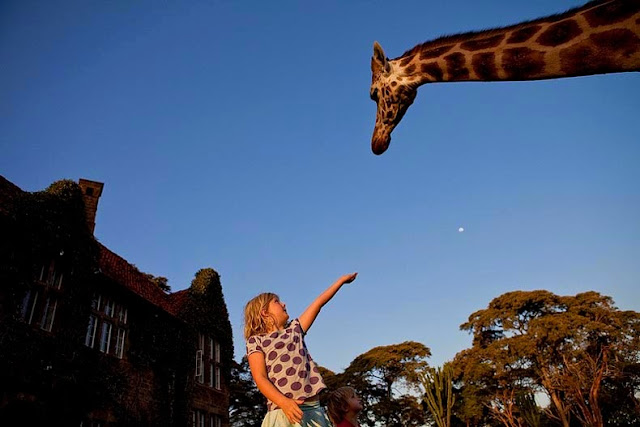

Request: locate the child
(327, 386), (363, 427)
(244, 272), (358, 427)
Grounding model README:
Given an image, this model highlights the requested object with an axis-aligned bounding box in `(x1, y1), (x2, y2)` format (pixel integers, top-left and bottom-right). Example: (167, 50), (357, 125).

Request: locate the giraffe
(370, 0), (640, 155)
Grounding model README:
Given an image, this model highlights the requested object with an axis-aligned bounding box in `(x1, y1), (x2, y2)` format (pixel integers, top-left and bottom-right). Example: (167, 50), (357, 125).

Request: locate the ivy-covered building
(0, 176), (233, 427)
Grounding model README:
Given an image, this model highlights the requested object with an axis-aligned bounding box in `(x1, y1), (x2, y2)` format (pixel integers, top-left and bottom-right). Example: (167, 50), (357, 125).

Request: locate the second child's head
(244, 293), (289, 339)
(327, 386), (362, 425)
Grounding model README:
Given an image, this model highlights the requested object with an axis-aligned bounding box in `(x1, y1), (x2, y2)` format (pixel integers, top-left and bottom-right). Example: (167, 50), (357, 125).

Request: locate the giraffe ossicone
(370, 0), (640, 155)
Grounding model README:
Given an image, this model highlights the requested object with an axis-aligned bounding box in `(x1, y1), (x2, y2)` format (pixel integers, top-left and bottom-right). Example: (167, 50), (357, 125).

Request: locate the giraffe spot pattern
(536, 20), (582, 47)
(561, 29), (640, 75)
(419, 45), (453, 60)
(421, 63), (443, 81)
(584, 0), (639, 27)
(399, 56), (413, 67)
(444, 52), (469, 80)
(590, 29), (639, 58)
(460, 34), (504, 51)
(405, 64), (416, 74)
(502, 47), (545, 79)
(471, 52), (499, 80)
(507, 25), (541, 44)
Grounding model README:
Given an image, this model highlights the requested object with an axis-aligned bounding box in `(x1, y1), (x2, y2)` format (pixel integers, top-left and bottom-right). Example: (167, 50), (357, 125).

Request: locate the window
(215, 366), (221, 390)
(115, 328), (126, 359)
(104, 299), (114, 317)
(195, 349), (204, 382)
(20, 259), (64, 331)
(213, 339), (221, 389)
(196, 333), (205, 383)
(192, 410), (205, 427)
(210, 414), (222, 427)
(91, 293), (101, 310)
(85, 292), (128, 359)
(85, 314), (98, 347)
(99, 322), (112, 353)
(117, 305), (128, 323)
(197, 334), (222, 390)
(40, 297), (57, 331)
(209, 337), (215, 387)
(20, 289), (39, 324)
(39, 260), (64, 289)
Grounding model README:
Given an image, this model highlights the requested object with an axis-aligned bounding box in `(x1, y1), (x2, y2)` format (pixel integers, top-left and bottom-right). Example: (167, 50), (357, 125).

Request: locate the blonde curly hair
(327, 386), (357, 425)
(243, 292), (279, 340)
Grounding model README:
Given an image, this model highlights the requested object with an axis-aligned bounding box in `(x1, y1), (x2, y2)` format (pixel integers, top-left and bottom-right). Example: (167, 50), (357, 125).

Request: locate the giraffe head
(370, 42), (417, 155)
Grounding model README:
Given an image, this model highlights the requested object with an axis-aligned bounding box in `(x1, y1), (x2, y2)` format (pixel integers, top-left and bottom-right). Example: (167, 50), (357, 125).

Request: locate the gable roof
(98, 243), (186, 318)
(1, 175), (190, 319)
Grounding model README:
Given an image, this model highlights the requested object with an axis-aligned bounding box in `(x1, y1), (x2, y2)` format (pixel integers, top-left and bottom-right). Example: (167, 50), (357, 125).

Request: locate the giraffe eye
(370, 89), (379, 102)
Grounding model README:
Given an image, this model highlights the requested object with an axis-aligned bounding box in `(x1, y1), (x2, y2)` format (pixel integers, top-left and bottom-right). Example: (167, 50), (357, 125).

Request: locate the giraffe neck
(393, 0), (640, 85)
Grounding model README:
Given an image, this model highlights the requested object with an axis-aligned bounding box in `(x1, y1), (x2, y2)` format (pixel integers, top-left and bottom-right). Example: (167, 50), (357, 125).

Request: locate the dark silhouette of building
(0, 176), (232, 427)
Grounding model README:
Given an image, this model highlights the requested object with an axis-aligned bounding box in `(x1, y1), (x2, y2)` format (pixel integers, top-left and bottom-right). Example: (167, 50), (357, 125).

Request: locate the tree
(421, 364), (455, 427)
(229, 357), (266, 427)
(341, 341), (431, 426)
(143, 273), (171, 292)
(453, 290), (640, 427)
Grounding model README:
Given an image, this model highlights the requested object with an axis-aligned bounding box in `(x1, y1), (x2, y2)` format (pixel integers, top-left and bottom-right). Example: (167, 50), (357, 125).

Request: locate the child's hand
(280, 398), (304, 424)
(340, 272), (358, 284)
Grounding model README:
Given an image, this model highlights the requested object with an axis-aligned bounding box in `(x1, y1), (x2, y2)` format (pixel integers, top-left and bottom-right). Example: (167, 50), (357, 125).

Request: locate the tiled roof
(1, 175), (188, 319)
(98, 243), (185, 318)
(167, 289), (190, 315)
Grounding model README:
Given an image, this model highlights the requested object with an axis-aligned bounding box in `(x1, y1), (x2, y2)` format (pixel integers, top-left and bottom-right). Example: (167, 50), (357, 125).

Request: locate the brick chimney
(78, 179), (104, 234)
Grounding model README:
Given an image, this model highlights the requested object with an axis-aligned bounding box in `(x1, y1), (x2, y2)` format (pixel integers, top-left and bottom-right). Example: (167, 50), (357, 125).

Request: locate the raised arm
(247, 351), (304, 424)
(298, 272), (357, 333)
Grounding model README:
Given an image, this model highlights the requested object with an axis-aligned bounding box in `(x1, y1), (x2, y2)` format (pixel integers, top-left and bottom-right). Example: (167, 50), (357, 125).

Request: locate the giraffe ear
(372, 41), (391, 74)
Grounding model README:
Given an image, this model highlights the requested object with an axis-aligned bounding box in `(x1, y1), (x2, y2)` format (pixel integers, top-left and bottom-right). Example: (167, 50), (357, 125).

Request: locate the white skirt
(261, 400), (331, 427)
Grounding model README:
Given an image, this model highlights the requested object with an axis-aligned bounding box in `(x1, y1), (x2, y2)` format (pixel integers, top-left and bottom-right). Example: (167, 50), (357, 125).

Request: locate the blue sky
(2, 0), (639, 372)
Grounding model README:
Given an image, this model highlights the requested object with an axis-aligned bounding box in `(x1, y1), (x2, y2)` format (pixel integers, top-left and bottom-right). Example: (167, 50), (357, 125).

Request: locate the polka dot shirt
(246, 318), (326, 410)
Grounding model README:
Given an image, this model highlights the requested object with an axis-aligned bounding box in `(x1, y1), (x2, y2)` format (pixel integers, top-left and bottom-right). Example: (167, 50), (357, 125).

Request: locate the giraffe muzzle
(371, 131), (391, 155)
